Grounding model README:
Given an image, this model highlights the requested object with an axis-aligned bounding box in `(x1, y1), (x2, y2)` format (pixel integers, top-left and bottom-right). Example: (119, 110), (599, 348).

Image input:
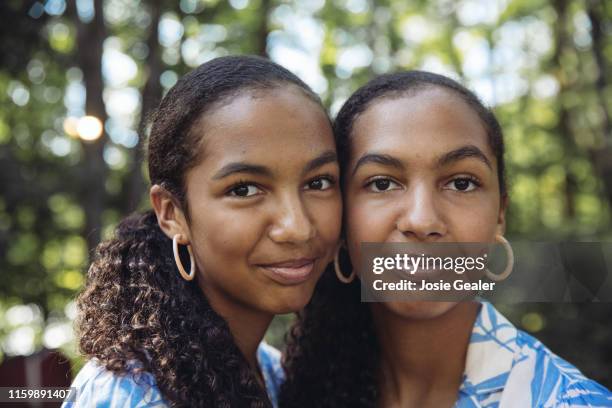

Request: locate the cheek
(308, 195), (343, 254)
(443, 194), (501, 242)
(345, 194), (396, 245)
(344, 194), (397, 271)
(189, 203), (267, 267)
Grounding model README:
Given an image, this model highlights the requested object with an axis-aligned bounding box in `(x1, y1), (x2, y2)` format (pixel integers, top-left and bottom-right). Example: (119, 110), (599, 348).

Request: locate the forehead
(350, 88), (492, 160)
(191, 87), (334, 171)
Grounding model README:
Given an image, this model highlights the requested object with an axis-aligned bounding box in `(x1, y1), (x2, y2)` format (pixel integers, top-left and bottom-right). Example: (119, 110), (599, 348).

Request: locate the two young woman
(65, 56), (611, 407)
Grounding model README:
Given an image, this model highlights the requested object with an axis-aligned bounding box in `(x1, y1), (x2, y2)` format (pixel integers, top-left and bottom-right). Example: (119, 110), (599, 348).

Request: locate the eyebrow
(213, 163), (272, 180)
(351, 153), (405, 176)
(212, 150), (338, 180)
(437, 145), (492, 169)
(302, 150), (338, 175)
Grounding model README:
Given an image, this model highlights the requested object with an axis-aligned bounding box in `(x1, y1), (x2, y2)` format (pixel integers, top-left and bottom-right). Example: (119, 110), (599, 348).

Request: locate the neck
(371, 301), (480, 408)
(199, 282), (273, 369)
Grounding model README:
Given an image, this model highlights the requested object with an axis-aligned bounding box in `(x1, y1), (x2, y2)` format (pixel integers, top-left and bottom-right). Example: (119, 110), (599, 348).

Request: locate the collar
(459, 302), (519, 397)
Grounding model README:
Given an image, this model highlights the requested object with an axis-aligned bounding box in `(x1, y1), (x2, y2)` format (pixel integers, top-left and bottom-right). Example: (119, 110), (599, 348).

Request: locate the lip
(258, 258), (317, 285)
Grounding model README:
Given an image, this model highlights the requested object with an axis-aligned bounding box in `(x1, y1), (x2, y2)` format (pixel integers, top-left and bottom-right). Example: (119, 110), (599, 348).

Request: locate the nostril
(397, 224), (445, 241)
(396, 207), (447, 239)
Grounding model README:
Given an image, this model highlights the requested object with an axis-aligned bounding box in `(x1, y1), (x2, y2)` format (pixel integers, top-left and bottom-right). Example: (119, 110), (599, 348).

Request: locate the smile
(258, 258), (317, 285)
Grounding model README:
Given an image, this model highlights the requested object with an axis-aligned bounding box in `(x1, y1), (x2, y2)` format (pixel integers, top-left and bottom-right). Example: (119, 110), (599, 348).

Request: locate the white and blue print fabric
(61, 342), (283, 408)
(457, 302), (612, 407)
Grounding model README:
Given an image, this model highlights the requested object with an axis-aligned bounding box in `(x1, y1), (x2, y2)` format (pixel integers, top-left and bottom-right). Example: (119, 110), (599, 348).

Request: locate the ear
(150, 184), (191, 244)
(496, 194), (508, 236)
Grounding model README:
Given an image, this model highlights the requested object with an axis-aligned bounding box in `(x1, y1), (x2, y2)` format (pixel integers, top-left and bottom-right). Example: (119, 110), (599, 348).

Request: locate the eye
(228, 183), (262, 197)
(445, 177), (480, 192)
(305, 176), (335, 191)
(366, 178), (401, 192)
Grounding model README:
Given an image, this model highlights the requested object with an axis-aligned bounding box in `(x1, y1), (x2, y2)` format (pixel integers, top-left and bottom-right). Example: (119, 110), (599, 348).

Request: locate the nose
(268, 192), (316, 244)
(396, 183), (446, 241)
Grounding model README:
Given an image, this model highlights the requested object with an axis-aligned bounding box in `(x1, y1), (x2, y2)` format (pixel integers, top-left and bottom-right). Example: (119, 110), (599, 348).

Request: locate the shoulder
(512, 330), (612, 407)
(467, 303), (611, 407)
(62, 359), (168, 408)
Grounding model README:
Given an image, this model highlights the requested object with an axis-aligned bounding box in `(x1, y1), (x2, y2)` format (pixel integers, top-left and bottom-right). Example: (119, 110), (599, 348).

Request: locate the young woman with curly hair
(63, 55), (342, 408)
(279, 71), (611, 407)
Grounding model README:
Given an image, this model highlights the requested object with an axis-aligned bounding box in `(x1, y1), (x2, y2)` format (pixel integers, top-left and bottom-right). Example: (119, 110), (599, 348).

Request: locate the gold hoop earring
(173, 234), (195, 281)
(485, 235), (514, 282)
(334, 242), (355, 284)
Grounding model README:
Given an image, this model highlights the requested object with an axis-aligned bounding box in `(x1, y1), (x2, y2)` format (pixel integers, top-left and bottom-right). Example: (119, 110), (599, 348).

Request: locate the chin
(382, 301), (458, 320)
(268, 286), (315, 314)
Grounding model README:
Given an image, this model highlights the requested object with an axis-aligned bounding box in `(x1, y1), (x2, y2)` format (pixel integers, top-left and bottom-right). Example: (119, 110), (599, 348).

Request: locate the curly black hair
(279, 71), (507, 407)
(280, 267), (380, 407)
(76, 55), (324, 408)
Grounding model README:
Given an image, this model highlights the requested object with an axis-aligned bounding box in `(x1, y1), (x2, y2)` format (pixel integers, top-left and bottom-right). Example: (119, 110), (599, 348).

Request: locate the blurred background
(0, 0), (611, 392)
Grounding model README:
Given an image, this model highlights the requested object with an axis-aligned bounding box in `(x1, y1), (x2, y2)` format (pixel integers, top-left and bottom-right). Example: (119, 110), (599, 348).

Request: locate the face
(344, 88), (505, 320)
(154, 86), (342, 316)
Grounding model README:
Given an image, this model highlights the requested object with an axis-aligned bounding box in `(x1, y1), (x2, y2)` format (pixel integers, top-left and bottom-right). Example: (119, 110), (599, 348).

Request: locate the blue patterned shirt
(457, 302), (611, 407)
(62, 342), (283, 408)
(267, 302), (609, 407)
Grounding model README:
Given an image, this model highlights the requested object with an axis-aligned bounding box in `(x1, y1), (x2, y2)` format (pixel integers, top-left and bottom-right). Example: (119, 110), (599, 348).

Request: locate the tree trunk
(256, 0), (271, 57)
(551, 0), (578, 220)
(586, 0), (612, 208)
(125, 0), (163, 213)
(68, 0), (108, 254)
